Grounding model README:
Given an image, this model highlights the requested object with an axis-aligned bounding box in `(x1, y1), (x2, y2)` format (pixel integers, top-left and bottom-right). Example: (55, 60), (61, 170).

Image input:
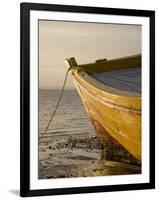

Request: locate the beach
(38, 90), (141, 179)
(39, 135), (141, 179)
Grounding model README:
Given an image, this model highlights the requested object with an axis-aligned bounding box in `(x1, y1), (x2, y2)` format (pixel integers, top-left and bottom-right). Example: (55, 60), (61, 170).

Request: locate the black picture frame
(20, 2), (155, 197)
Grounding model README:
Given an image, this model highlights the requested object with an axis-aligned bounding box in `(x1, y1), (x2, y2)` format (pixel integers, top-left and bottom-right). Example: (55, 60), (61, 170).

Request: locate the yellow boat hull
(65, 55), (141, 161)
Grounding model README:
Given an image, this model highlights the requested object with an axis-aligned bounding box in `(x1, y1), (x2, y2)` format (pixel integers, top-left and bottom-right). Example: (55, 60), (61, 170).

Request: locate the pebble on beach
(38, 135), (141, 179)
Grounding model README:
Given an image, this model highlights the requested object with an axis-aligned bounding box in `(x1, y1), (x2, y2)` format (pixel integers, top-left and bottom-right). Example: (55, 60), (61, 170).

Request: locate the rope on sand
(39, 66), (72, 141)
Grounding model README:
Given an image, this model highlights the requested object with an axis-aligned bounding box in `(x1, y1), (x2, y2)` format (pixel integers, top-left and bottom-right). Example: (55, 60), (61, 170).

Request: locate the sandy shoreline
(38, 135), (141, 179)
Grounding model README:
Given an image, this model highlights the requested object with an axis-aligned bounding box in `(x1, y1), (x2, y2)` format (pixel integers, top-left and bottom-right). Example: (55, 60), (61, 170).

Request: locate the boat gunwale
(77, 54), (141, 73)
(65, 54), (141, 98)
(74, 75), (141, 114)
(72, 68), (141, 98)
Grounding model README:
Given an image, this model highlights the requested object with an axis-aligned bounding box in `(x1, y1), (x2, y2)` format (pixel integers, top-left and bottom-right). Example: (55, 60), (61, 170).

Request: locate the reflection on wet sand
(38, 135), (141, 179)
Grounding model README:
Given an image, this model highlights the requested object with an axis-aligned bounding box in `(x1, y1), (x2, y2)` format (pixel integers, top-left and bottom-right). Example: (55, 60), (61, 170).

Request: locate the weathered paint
(90, 117), (140, 165)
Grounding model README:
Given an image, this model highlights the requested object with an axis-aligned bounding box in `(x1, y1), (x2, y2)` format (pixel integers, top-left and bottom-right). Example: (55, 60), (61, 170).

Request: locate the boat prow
(64, 55), (141, 162)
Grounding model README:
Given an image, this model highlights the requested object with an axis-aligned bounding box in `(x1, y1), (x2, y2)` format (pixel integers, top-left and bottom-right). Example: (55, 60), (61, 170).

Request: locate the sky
(39, 20), (141, 89)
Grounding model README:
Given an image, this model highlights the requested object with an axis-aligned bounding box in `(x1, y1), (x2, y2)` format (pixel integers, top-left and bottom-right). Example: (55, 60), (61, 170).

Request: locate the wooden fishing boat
(65, 55), (141, 162)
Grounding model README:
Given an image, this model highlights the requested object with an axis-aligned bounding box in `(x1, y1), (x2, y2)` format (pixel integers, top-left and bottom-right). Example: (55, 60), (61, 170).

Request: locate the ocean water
(39, 89), (96, 138)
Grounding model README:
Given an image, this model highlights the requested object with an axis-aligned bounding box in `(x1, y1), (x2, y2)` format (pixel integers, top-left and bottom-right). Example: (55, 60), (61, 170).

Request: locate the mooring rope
(39, 66), (72, 141)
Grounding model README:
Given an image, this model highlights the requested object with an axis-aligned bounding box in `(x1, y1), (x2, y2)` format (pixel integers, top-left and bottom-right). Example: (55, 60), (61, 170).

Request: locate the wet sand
(38, 135), (141, 179)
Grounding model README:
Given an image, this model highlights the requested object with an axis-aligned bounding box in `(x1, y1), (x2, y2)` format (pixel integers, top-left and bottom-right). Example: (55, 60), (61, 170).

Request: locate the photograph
(38, 20), (142, 179)
(20, 3), (155, 196)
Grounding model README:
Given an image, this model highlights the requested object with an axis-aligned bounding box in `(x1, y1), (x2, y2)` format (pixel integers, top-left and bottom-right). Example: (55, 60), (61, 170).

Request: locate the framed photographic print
(20, 2), (155, 197)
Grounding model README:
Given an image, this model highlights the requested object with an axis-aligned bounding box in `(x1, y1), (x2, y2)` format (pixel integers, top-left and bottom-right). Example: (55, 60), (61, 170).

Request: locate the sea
(39, 89), (95, 138)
